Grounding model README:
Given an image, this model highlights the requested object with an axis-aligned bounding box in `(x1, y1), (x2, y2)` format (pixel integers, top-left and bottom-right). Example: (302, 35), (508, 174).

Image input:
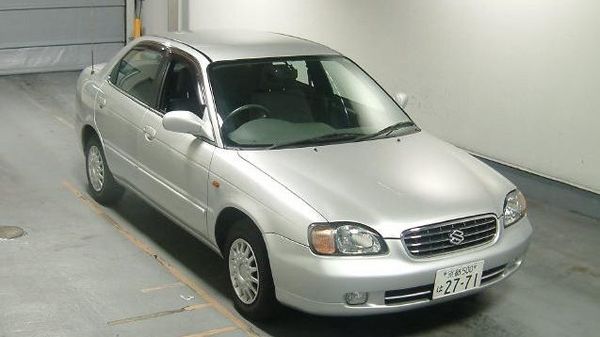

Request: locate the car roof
(153, 30), (340, 62)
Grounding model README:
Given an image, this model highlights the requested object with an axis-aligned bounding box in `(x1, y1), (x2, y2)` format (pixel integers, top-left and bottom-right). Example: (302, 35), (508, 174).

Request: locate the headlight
(308, 222), (388, 256)
(503, 189), (527, 227)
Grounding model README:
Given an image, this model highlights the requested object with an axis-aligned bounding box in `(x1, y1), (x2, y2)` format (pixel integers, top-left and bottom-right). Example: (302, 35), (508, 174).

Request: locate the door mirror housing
(395, 92), (408, 109)
(162, 110), (212, 140)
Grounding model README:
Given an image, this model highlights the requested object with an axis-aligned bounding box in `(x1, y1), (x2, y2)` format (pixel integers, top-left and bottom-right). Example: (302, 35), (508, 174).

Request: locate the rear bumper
(265, 216), (532, 316)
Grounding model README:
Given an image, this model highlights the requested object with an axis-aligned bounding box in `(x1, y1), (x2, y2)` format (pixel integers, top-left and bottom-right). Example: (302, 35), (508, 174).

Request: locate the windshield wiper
(268, 132), (363, 150)
(354, 121), (418, 142)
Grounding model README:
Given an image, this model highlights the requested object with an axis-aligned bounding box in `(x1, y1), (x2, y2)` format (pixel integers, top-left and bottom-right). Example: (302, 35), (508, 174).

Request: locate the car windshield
(209, 56), (416, 149)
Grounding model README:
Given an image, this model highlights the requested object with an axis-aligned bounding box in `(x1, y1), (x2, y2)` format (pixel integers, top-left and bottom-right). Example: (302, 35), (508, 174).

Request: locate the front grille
(402, 215), (497, 257)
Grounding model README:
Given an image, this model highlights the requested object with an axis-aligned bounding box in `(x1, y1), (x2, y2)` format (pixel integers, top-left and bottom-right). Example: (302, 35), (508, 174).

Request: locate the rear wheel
(225, 221), (278, 320)
(85, 137), (123, 205)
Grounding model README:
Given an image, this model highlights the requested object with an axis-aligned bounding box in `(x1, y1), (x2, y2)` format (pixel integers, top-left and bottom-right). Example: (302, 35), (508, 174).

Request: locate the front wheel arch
(214, 207), (263, 256)
(224, 217), (278, 320)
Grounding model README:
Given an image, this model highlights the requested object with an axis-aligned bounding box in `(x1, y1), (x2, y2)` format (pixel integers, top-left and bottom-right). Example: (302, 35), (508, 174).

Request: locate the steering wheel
(221, 104), (272, 127)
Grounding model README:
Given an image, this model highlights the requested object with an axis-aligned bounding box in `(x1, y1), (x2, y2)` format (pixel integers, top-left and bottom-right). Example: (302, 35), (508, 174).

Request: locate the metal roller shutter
(0, 0), (125, 75)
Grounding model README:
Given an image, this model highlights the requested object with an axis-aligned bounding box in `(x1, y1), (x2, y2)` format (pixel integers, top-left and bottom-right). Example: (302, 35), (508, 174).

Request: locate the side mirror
(162, 110), (211, 139)
(395, 92), (408, 109)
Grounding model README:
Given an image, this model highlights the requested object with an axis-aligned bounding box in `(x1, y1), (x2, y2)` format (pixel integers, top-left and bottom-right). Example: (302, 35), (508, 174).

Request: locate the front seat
(164, 65), (201, 115)
(251, 64), (313, 123)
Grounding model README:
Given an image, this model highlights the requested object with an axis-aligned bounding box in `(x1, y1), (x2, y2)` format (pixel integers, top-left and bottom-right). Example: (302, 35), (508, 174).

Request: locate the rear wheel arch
(81, 125), (99, 152)
(84, 136), (123, 204)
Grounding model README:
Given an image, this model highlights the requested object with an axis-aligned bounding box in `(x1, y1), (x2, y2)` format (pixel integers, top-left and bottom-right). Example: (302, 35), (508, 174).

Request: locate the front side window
(111, 47), (164, 107)
(209, 56), (416, 149)
(159, 55), (203, 117)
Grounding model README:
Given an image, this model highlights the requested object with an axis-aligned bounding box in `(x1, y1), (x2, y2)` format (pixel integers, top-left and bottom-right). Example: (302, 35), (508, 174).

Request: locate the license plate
(432, 260), (484, 299)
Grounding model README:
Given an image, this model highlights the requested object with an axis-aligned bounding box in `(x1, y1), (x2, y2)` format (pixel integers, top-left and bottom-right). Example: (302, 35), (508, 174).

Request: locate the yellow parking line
(107, 303), (211, 326)
(141, 282), (184, 293)
(62, 180), (259, 337)
(182, 326), (238, 337)
(54, 115), (74, 129)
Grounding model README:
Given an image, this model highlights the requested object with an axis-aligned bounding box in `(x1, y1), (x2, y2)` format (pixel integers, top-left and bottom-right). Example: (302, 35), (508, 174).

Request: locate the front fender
(207, 148), (326, 247)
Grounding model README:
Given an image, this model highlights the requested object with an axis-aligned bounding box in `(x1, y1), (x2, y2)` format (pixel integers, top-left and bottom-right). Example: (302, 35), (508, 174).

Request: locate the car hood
(237, 132), (514, 238)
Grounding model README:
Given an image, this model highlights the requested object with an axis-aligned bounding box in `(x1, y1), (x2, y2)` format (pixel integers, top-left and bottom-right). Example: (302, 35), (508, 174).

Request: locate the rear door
(95, 42), (167, 186)
(135, 49), (215, 236)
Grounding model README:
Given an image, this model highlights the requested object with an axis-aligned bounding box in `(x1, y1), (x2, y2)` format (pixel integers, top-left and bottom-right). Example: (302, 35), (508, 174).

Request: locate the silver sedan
(75, 30), (532, 319)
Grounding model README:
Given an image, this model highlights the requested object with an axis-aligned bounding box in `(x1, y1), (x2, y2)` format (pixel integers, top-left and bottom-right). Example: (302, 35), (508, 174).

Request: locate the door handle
(97, 95), (107, 109)
(143, 125), (157, 141)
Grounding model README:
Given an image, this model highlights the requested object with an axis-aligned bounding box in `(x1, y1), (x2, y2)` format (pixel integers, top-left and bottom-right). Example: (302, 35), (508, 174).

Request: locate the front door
(136, 51), (214, 236)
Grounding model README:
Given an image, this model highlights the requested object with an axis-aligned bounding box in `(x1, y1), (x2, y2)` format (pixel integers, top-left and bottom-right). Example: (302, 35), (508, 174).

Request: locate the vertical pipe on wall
(167, 0), (179, 32)
(180, 0), (189, 31)
(133, 0), (142, 38)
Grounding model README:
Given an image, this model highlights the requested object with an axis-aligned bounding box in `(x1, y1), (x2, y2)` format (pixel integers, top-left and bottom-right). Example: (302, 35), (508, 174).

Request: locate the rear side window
(111, 47), (164, 107)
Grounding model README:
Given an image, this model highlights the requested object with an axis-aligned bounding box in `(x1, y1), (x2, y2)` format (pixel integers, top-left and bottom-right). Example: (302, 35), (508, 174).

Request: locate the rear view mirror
(163, 110), (211, 140)
(395, 92), (408, 109)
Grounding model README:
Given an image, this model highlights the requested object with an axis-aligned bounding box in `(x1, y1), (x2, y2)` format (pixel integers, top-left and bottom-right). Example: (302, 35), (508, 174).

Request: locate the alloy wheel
(87, 145), (105, 192)
(229, 238), (260, 304)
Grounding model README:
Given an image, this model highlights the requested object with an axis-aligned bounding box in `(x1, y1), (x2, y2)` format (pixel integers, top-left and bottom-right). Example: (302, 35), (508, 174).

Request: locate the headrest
(259, 63), (298, 91)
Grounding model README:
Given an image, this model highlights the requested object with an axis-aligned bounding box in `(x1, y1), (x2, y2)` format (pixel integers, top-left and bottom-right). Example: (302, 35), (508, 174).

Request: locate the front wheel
(225, 221), (278, 320)
(85, 137), (123, 205)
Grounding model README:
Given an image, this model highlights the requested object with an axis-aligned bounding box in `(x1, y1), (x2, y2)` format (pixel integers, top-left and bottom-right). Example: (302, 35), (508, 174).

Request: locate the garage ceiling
(0, 0), (125, 75)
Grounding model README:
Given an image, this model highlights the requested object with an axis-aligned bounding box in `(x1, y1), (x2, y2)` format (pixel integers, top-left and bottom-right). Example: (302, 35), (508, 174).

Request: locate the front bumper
(265, 216), (532, 316)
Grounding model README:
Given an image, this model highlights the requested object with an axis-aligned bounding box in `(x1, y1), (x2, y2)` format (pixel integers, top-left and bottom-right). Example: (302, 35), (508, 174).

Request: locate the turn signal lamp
(309, 224), (336, 255)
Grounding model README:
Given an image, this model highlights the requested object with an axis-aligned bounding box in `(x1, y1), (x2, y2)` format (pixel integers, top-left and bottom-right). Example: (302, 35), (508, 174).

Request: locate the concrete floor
(0, 72), (598, 337)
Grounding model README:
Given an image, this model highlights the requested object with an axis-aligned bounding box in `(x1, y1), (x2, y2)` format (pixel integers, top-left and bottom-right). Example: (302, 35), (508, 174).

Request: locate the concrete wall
(149, 0), (600, 194)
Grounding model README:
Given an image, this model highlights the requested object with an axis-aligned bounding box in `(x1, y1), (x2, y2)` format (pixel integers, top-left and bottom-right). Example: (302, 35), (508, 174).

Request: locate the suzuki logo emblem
(448, 230), (465, 245)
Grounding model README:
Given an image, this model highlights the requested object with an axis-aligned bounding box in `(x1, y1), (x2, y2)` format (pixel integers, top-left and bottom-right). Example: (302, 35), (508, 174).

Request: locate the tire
(84, 136), (124, 205)
(225, 221), (278, 320)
